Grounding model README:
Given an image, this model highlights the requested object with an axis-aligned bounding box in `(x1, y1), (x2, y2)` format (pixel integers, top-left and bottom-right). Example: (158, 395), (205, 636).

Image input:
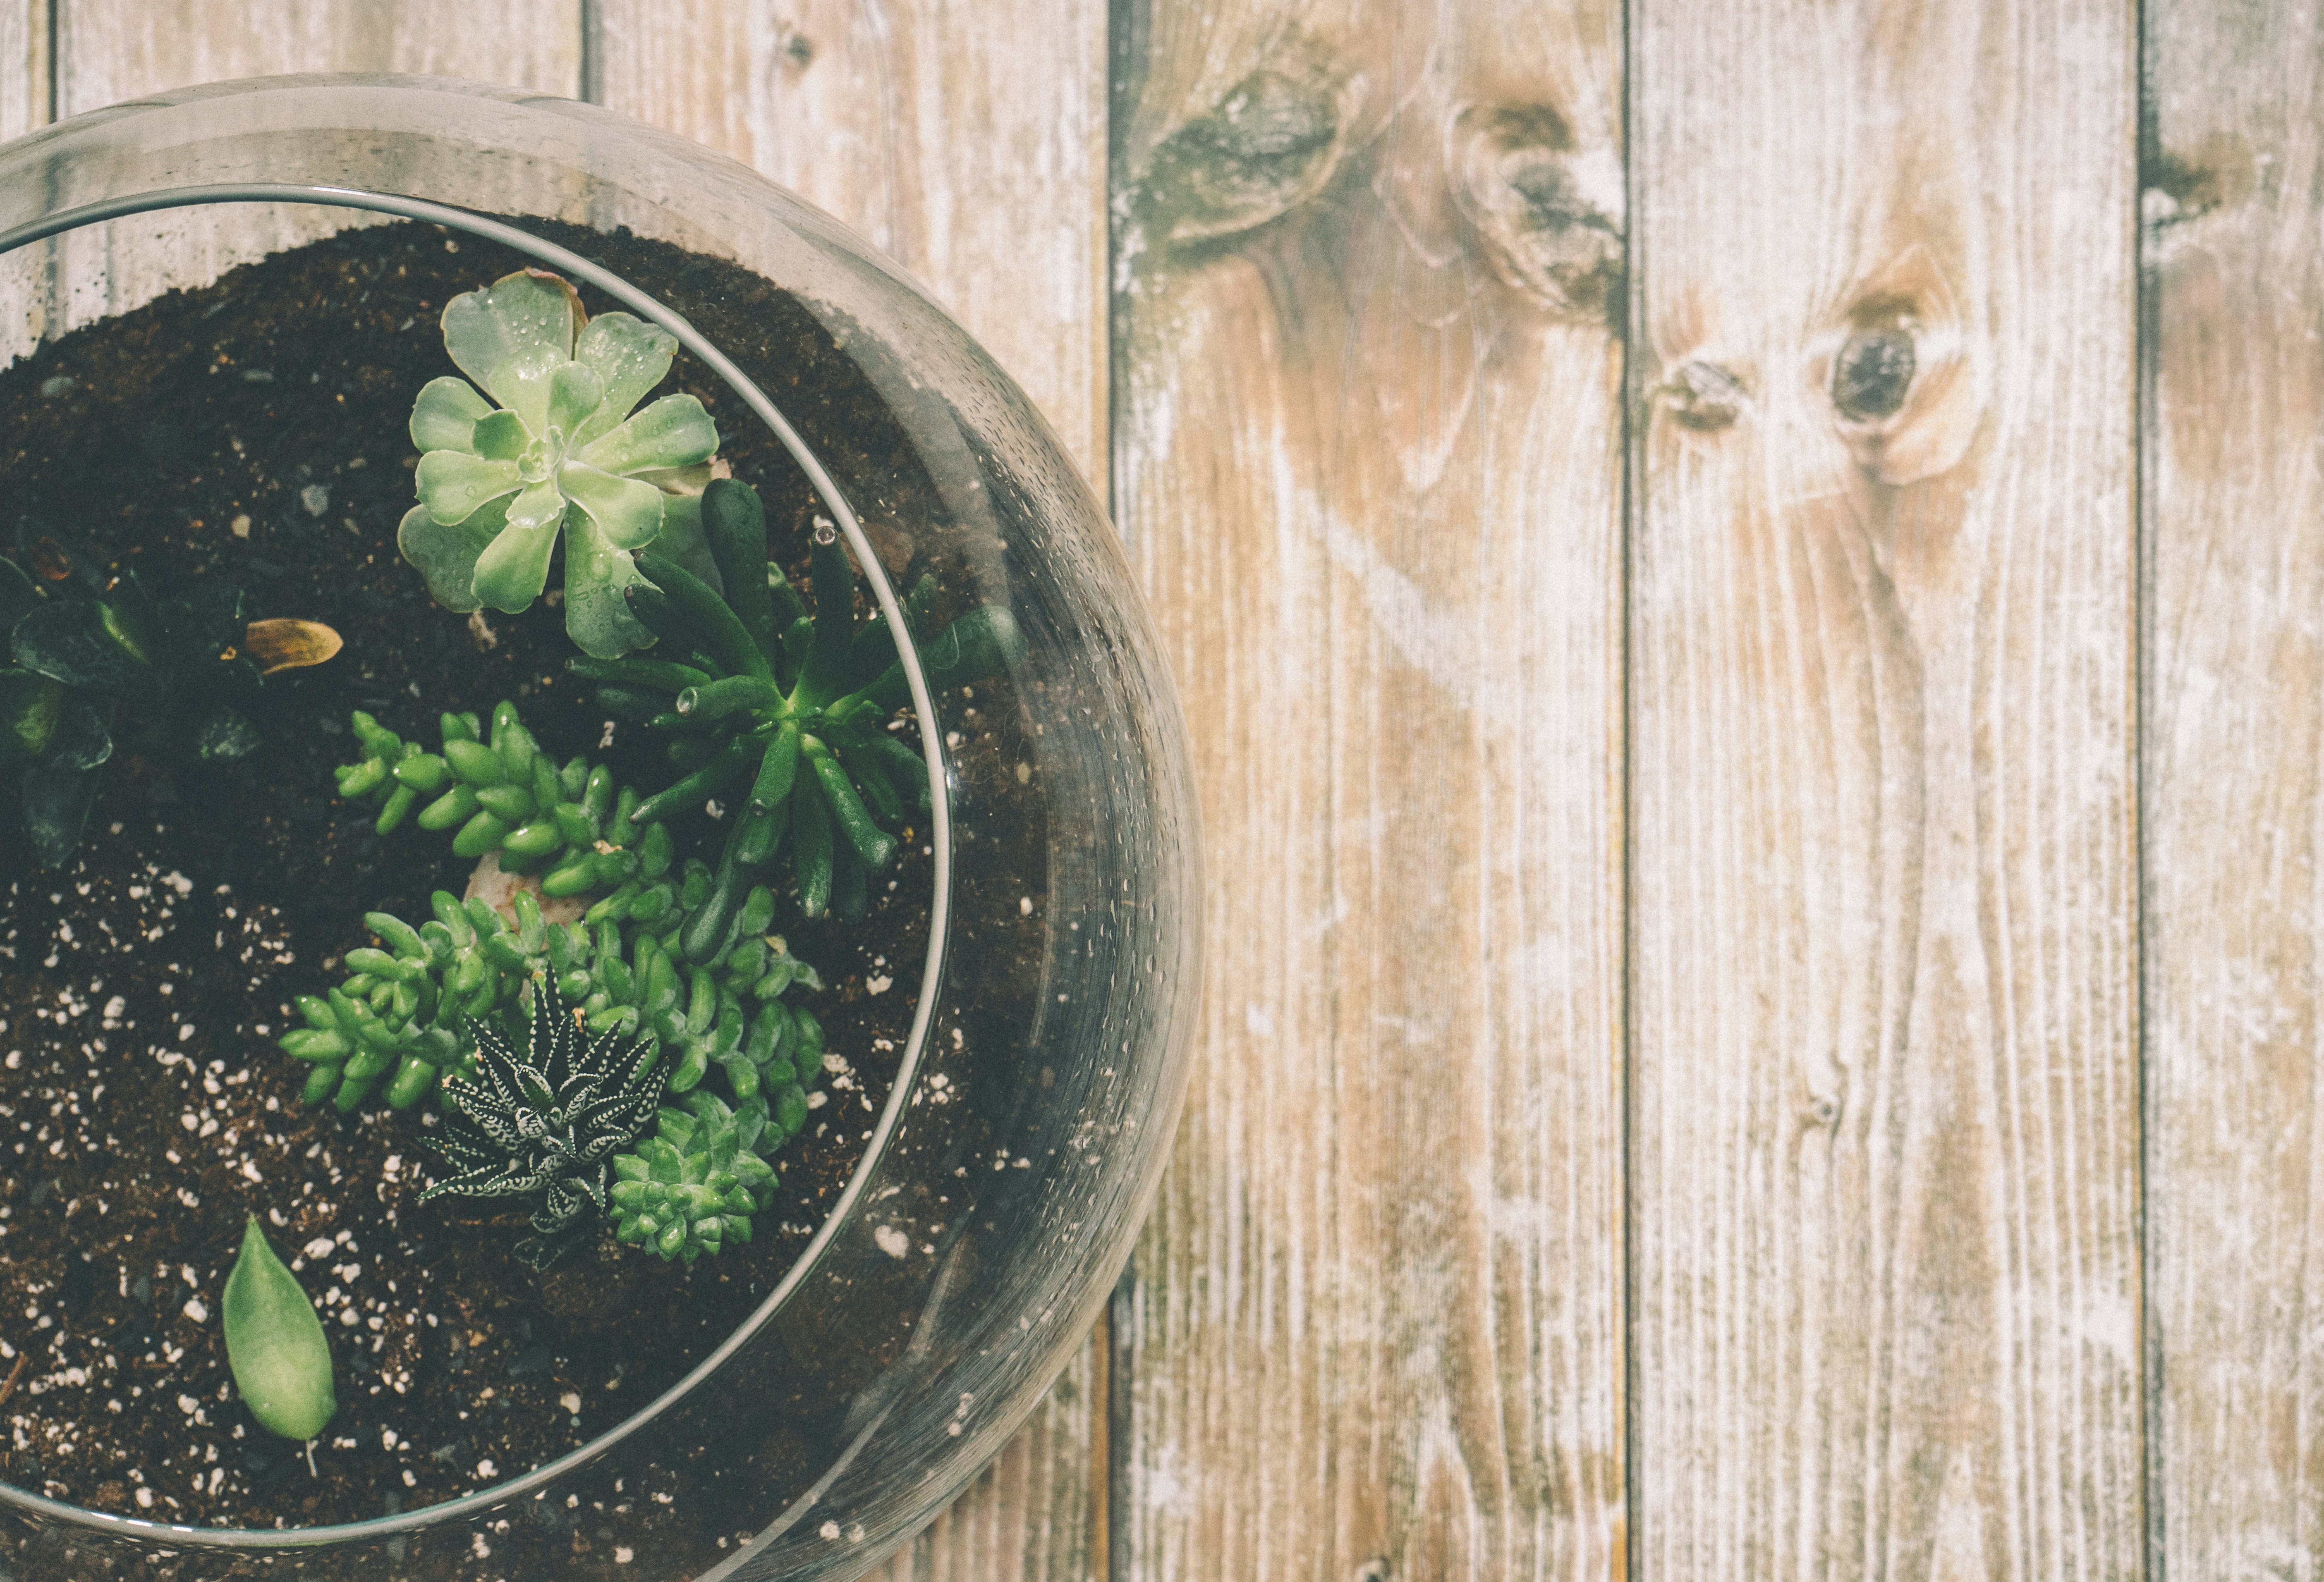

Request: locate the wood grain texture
(1629, 2), (2141, 1577)
(597, 7), (1111, 1579)
(0, 0), (42, 140)
(37, 0), (579, 339)
(869, 1341), (1100, 1582)
(596, 0), (1108, 483)
(1114, 2), (1628, 1578)
(54, 0), (577, 111)
(2144, 3), (2324, 1576)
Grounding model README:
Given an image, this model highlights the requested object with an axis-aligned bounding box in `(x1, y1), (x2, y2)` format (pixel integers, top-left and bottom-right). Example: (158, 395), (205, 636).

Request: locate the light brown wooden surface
(1113, 2), (1628, 1578)
(1629, 0), (2142, 1577)
(2144, 2), (2324, 1577)
(17, 0), (2324, 1577)
(596, 0), (1108, 483)
(0, 0), (39, 139)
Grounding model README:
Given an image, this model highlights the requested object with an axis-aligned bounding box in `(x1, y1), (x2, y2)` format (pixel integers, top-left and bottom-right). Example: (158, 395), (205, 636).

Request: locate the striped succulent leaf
(420, 982), (663, 1269)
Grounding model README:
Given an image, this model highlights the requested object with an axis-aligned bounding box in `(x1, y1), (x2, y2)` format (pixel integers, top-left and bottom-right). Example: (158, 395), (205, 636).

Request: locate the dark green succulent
(1, 533), (338, 865)
(608, 1092), (780, 1265)
(419, 982), (663, 1270)
(579, 477), (1021, 941)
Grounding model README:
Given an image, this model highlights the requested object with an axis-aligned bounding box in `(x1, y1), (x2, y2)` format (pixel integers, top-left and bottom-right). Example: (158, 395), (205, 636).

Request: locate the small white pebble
(873, 1225), (909, 1259)
(614, 1547), (634, 1564)
(476, 1458), (497, 1479)
(182, 1298), (208, 1323)
(560, 1391), (582, 1414)
(304, 1238), (335, 1259)
(819, 1521), (841, 1541)
(1020, 896), (1033, 915)
(136, 1487), (155, 1508)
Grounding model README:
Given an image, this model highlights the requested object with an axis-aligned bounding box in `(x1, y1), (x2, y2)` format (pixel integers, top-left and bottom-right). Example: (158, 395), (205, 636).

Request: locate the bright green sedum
(398, 269), (721, 657)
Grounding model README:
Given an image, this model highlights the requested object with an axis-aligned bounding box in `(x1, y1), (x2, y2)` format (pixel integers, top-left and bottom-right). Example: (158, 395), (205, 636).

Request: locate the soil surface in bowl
(0, 220), (998, 1536)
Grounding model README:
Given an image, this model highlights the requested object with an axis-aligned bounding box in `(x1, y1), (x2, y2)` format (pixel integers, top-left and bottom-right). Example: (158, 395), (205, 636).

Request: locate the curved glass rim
(0, 185), (954, 1549)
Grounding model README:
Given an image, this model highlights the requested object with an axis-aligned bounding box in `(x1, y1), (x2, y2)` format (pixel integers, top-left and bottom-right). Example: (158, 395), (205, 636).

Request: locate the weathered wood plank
(55, 0), (577, 111)
(0, 0), (43, 141)
(41, 0), (579, 339)
(597, 0), (1107, 483)
(2144, 2), (2324, 1575)
(597, 7), (1110, 1578)
(1113, 2), (1628, 1577)
(1628, 1), (2141, 1576)
(870, 1341), (1100, 1582)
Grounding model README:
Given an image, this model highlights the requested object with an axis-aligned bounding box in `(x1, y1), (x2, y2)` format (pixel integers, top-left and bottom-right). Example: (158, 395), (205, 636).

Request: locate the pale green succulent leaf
(416, 451), (522, 526)
(560, 462), (666, 551)
(223, 1216), (336, 1441)
(562, 509), (658, 659)
(441, 270), (584, 422)
(547, 361), (606, 435)
(504, 478), (569, 536)
(472, 512), (562, 614)
(571, 312), (679, 444)
(577, 393), (718, 478)
(397, 499), (503, 613)
(471, 409), (528, 461)
(410, 377), (492, 454)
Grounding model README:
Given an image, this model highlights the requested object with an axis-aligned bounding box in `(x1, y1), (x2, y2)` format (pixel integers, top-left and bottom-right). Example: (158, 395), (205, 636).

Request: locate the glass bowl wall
(0, 75), (1198, 1582)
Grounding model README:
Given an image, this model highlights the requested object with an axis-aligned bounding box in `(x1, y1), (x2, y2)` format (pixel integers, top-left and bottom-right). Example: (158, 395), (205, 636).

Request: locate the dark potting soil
(0, 216), (1052, 1548)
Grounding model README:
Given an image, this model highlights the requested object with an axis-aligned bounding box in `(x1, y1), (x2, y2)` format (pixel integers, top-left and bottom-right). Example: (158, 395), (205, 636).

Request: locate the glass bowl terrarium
(0, 74), (1198, 1581)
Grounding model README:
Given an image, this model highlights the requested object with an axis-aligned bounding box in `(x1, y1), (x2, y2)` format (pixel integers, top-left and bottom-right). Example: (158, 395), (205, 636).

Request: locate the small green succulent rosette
(398, 268), (720, 658)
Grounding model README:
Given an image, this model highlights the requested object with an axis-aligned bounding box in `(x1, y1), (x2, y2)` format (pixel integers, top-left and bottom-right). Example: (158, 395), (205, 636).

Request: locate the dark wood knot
(1831, 327), (1915, 421)
(1138, 68), (1349, 246)
(1450, 104), (1623, 323)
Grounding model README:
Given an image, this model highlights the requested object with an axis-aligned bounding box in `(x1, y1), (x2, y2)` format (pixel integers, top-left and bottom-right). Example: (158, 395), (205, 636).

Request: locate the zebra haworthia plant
(398, 268), (721, 658)
(419, 982), (664, 1271)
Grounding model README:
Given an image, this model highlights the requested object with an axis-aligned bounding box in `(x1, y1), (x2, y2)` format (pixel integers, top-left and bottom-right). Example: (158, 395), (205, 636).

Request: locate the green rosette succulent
(398, 269), (721, 657)
(419, 982), (665, 1270)
(608, 1093), (781, 1266)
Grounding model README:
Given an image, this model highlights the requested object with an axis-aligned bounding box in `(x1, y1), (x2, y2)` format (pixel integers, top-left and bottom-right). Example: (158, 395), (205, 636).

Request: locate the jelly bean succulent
(1, 534), (339, 864)
(398, 268), (721, 658)
(610, 1092), (781, 1266)
(581, 478), (1022, 930)
(419, 982), (665, 1270)
(299, 695), (830, 1126)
